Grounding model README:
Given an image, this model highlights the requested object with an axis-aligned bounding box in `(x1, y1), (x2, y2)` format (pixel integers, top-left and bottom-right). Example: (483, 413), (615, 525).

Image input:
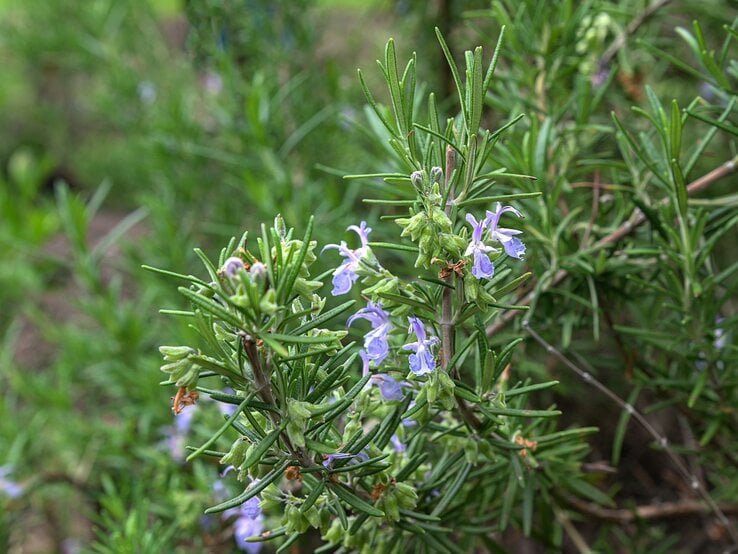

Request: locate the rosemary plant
(151, 32), (598, 553)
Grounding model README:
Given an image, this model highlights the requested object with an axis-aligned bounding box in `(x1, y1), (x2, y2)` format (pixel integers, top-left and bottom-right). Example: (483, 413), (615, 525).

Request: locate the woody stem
(441, 145), (482, 431)
(242, 334), (313, 467)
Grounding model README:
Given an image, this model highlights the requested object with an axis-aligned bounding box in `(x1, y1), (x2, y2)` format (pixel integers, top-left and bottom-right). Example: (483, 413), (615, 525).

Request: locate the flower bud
(464, 437), (479, 464)
(286, 420), (306, 448)
(394, 482), (418, 508)
(159, 345), (195, 361)
(259, 288), (278, 315)
(341, 416), (362, 444)
(381, 489), (400, 521)
(430, 207), (452, 232)
(230, 294), (251, 309)
(465, 277), (480, 303)
(323, 518), (344, 543)
(260, 483), (283, 511)
(410, 170), (424, 189)
(250, 261), (267, 284)
(303, 505), (322, 529)
(293, 277), (323, 297)
(222, 256), (246, 278)
(287, 399), (312, 420)
(310, 293), (325, 313)
(428, 183), (443, 206)
(274, 214), (287, 239)
(220, 437), (249, 467)
(160, 355), (199, 388)
(285, 504), (310, 533)
(439, 233), (466, 257)
(430, 166), (443, 184)
(397, 212), (426, 241)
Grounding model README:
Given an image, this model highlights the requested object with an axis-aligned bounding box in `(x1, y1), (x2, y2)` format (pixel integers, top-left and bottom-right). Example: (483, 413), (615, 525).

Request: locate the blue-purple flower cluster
(215, 472), (264, 553)
(343, 299), (441, 404)
(224, 495), (264, 553)
(0, 465), (23, 499)
(464, 203), (526, 279)
(402, 316), (440, 376)
(349, 301), (391, 365)
(322, 222), (373, 295)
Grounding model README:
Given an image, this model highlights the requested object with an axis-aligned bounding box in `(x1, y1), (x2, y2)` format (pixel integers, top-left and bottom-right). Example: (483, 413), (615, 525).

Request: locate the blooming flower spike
(464, 213), (498, 279)
(403, 316), (440, 376)
(322, 221), (372, 295)
(224, 495), (264, 553)
(485, 203), (526, 259)
(360, 350), (404, 401)
(348, 301), (391, 364)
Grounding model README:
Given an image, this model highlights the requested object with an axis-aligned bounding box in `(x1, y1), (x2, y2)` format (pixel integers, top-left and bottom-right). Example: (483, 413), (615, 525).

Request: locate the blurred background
(1, 0), (736, 552)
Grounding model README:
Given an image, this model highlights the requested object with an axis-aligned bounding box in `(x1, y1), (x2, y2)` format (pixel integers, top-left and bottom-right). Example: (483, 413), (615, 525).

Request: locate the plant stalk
(486, 156), (738, 337)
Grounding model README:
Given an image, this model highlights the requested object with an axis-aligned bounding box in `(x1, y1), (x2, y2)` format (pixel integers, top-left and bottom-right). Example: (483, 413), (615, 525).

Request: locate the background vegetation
(0, 0), (736, 552)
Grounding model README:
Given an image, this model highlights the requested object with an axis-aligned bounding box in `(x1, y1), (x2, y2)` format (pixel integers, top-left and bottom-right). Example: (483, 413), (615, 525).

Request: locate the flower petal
(472, 249), (495, 279)
(503, 237), (526, 259)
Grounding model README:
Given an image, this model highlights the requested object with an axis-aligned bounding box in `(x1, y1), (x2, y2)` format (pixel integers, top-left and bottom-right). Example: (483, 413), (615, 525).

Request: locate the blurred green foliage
(0, 0), (736, 552)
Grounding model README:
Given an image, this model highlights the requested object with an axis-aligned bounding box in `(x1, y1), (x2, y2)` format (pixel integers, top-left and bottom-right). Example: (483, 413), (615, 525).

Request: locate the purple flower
(348, 301), (391, 364)
(402, 316), (440, 376)
(390, 435), (406, 453)
(224, 496), (263, 553)
(485, 203), (526, 259)
(371, 374), (404, 401)
(0, 465), (23, 499)
(464, 213), (498, 279)
(402, 401), (418, 427)
(213, 479), (229, 502)
(322, 451), (369, 468)
(234, 516), (263, 553)
(222, 256), (246, 278)
(161, 404), (197, 462)
(360, 351), (405, 401)
(322, 222), (372, 295)
(322, 452), (355, 467)
(175, 404), (196, 434)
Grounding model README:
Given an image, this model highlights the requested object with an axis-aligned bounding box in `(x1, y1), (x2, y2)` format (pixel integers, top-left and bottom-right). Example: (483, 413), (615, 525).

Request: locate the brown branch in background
(598, 0), (673, 72)
(485, 157), (738, 337)
(580, 171), (601, 247)
(525, 325), (738, 545)
(563, 493), (738, 523)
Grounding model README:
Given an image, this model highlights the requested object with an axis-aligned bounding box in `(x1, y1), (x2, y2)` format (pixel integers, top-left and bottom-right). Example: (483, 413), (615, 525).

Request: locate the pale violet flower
(222, 256), (246, 278)
(485, 203), (526, 259)
(61, 538), (81, 554)
(390, 435), (406, 453)
(402, 316), (440, 376)
(137, 80), (157, 105)
(224, 495), (263, 553)
(348, 301), (391, 364)
(161, 404), (197, 462)
(204, 70), (224, 95)
(175, 403), (197, 434)
(0, 465), (23, 498)
(360, 351), (405, 401)
(322, 222), (372, 295)
(402, 400), (418, 427)
(323, 451), (370, 468)
(464, 213), (497, 279)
